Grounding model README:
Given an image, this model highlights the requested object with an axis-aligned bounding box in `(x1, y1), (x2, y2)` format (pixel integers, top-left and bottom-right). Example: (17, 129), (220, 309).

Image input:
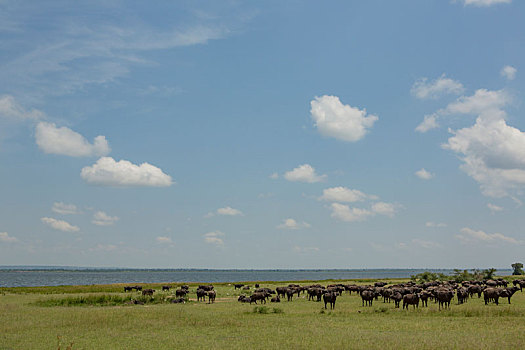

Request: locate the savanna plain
(1, 277), (524, 350)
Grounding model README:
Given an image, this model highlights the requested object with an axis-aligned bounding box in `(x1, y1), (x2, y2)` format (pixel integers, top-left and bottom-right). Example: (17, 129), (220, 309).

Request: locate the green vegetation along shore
(1, 277), (525, 349)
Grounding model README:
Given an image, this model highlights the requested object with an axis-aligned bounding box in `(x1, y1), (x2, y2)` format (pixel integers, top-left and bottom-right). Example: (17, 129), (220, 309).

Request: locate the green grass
(1, 278), (524, 349)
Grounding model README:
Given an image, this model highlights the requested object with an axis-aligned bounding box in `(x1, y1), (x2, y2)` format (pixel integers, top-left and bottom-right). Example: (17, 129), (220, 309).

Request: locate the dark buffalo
(175, 289), (187, 298)
(457, 287), (469, 305)
(286, 288), (295, 302)
(250, 292), (266, 304)
(402, 294), (419, 309)
(270, 296), (280, 303)
(196, 289), (207, 302)
(234, 284), (244, 290)
(162, 285), (171, 291)
(133, 286), (143, 291)
(124, 286), (133, 292)
(437, 289), (454, 310)
(207, 290), (216, 303)
(361, 290), (374, 306)
(499, 287), (519, 304)
(238, 295), (251, 303)
(391, 292), (403, 308)
(323, 291), (337, 310)
(198, 285), (214, 292)
(142, 289), (154, 296)
(170, 297), (185, 304)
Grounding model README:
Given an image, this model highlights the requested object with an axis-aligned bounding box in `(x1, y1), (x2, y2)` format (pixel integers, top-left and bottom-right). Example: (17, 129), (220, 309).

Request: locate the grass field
(1, 278), (525, 349)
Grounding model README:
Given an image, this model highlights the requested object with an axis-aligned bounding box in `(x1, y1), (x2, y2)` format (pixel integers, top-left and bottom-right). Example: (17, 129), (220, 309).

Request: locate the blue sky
(1, 0), (524, 269)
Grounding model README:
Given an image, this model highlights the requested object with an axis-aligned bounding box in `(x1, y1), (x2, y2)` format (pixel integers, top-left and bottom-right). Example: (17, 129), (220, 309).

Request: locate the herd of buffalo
(123, 278), (525, 310)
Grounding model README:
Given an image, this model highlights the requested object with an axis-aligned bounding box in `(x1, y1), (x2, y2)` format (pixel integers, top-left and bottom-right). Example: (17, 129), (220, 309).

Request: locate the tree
(512, 262), (524, 275)
(482, 268), (497, 280)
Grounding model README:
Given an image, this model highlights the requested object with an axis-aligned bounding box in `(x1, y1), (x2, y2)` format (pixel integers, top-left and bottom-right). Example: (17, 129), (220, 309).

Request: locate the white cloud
(0, 232), (18, 243)
(415, 114), (439, 133)
(501, 65), (517, 80)
(203, 231), (224, 246)
(293, 246), (319, 253)
(92, 211), (119, 226)
(319, 187), (369, 202)
(217, 207), (243, 216)
(411, 239), (442, 249)
(411, 75), (464, 99)
(156, 236), (173, 244)
(371, 202), (397, 217)
(487, 203), (503, 213)
(443, 115), (525, 197)
(415, 168), (434, 180)
(91, 244), (118, 252)
(426, 222), (447, 228)
(445, 89), (511, 116)
(456, 227), (521, 244)
(330, 203), (374, 222)
(41, 217), (79, 232)
(81, 157), (173, 187)
(284, 164), (326, 183)
(462, 0), (511, 7)
(310, 95), (378, 142)
(52, 202), (80, 215)
(0, 95), (44, 120)
(277, 218), (311, 230)
(35, 122), (110, 157)
(269, 172), (279, 179)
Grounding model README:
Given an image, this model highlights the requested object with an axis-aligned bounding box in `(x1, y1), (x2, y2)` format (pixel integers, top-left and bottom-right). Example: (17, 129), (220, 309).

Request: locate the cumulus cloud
(415, 168), (434, 180)
(371, 202), (397, 217)
(269, 172), (279, 179)
(310, 95), (378, 142)
(203, 231), (224, 246)
(411, 75), (464, 99)
(501, 65), (517, 80)
(92, 211), (119, 226)
(41, 217), (79, 232)
(277, 218), (311, 230)
(284, 164), (326, 183)
(35, 122), (110, 157)
(156, 236), (173, 244)
(461, 0), (511, 7)
(415, 114), (439, 133)
(0, 95), (44, 120)
(52, 202), (80, 215)
(319, 187), (369, 202)
(81, 157), (173, 187)
(445, 89), (510, 116)
(426, 222), (447, 228)
(487, 203), (503, 213)
(0, 232), (18, 243)
(456, 227), (521, 244)
(217, 207), (243, 216)
(443, 115), (525, 197)
(330, 203), (374, 222)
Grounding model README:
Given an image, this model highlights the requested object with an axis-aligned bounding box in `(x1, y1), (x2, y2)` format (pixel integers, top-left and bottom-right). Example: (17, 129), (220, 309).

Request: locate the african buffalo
(402, 294), (419, 309)
(437, 289), (454, 310)
(323, 291), (337, 310)
(142, 289), (154, 296)
(170, 297), (185, 304)
(162, 285), (171, 291)
(124, 286), (133, 292)
(271, 296), (280, 303)
(391, 292), (403, 308)
(250, 292), (266, 304)
(196, 288), (207, 302)
(361, 290), (374, 306)
(207, 290), (216, 303)
(175, 289), (187, 298)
